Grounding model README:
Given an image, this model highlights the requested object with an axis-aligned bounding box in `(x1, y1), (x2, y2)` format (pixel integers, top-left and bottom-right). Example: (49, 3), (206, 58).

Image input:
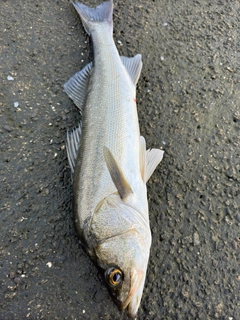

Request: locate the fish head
(96, 232), (150, 318)
(91, 196), (151, 318)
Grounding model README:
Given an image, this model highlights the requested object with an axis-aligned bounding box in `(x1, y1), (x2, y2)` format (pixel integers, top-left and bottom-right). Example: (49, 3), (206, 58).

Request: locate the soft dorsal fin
(103, 146), (133, 200)
(121, 54), (142, 86)
(139, 136), (164, 183)
(63, 62), (92, 112)
(66, 123), (82, 173)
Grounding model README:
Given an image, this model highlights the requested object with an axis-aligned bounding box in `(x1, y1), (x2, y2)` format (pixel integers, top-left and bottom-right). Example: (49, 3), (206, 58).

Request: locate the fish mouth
(122, 268), (144, 318)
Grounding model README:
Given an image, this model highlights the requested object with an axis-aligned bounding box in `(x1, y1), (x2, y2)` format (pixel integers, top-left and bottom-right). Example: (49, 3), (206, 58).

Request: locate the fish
(64, 0), (164, 318)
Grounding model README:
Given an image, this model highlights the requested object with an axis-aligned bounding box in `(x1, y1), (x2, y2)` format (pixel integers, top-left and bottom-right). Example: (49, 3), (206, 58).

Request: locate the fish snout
(122, 268), (145, 318)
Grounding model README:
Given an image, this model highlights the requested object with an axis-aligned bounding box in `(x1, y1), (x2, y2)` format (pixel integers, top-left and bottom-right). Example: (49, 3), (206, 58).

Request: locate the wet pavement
(0, 0), (239, 319)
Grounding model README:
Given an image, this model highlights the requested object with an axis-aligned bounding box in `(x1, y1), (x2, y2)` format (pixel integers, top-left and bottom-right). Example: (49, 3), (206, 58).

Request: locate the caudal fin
(71, 0), (113, 35)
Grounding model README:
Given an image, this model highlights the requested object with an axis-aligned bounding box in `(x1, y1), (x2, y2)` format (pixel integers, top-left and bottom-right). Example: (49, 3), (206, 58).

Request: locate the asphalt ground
(0, 0), (239, 319)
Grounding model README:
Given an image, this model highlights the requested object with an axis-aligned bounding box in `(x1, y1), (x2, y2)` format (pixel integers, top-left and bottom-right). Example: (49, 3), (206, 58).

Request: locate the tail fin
(71, 0), (113, 35)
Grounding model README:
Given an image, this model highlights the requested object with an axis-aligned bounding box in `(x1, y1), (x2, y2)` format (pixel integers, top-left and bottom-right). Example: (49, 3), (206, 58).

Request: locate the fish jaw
(122, 268), (145, 318)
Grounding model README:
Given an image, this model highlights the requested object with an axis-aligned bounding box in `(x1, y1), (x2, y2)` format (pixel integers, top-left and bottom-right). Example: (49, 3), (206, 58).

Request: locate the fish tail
(71, 0), (113, 35)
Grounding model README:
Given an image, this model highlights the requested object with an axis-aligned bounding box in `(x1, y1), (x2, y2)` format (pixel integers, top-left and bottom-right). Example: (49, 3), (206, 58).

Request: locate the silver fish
(64, 0), (164, 317)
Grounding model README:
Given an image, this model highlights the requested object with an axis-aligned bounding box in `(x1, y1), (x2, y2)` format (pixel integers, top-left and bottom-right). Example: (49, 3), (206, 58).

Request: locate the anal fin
(121, 54), (142, 86)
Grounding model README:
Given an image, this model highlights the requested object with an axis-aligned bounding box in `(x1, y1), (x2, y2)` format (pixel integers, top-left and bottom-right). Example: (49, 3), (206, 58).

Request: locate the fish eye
(105, 267), (123, 286)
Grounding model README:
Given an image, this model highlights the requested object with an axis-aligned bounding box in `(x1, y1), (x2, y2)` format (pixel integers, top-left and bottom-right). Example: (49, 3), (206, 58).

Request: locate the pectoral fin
(139, 136), (164, 183)
(103, 146), (133, 200)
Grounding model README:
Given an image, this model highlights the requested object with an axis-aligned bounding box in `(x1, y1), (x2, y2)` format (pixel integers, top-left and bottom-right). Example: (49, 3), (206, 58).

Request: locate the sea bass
(64, 0), (164, 317)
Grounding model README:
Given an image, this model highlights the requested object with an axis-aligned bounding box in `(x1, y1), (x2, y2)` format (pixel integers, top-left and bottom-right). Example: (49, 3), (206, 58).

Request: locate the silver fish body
(64, 0), (164, 317)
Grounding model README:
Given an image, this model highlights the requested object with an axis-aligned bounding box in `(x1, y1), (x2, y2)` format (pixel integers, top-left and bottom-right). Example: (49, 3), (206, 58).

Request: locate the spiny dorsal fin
(63, 62), (92, 112)
(103, 146), (133, 200)
(121, 54), (142, 86)
(145, 148), (164, 182)
(66, 123), (82, 173)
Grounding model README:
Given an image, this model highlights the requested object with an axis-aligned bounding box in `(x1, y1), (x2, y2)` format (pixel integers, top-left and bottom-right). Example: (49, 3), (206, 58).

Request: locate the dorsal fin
(103, 146), (133, 200)
(66, 123), (82, 173)
(121, 54), (142, 85)
(63, 62), (92, 112)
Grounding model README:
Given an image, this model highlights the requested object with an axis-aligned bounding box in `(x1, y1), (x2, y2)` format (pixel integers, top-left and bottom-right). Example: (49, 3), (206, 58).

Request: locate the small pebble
(160, 56), (164, 61)
(14, 102), (19, 108)
(14, 277), (21, 284)
(185, 203), (190, 209)
(7, 75), (14, 81)
(163, 22), (168, 26)
(9, 272), (15, 279)
(58, 255), (67, 263)
(94, 289), (105, 302)
(193, 232), (200, 246)
(212, 259), (218, 267)
(231, 241), (238, 250)
(3, 125), (12, 132)
(225, 169), (234, 179)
